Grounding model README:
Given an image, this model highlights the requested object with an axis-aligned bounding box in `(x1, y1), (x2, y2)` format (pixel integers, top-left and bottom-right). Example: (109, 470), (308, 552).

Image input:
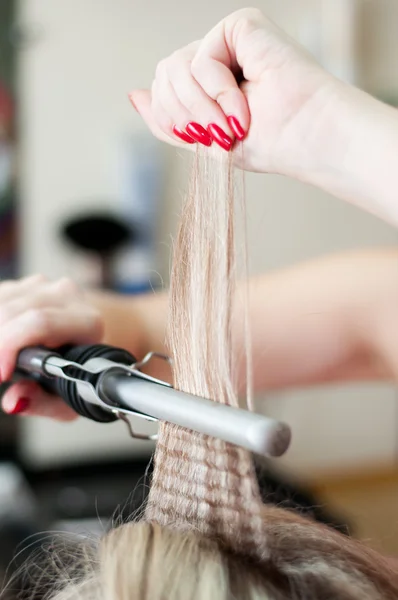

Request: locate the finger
(2, 380), (77, 421)
(129, 89), (192, 150)
(0, 277), (82, 328)
(151, 76), (196, 145)
(0, 274), (47, 303)
(170, 59), (234, 150)
(190, 17), (253, 140)
(151, 41), (224, 147)
(0, 305), (103, 381)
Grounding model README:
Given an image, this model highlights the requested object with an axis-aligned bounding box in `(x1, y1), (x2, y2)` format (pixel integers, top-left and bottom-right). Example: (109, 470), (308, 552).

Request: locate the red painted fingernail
(186, 122), (212, 147)
(207, 123), (233, 152)
(8, 397), (30, 415)
(227, 116), (246, 141)
(172, 125), (196, 144)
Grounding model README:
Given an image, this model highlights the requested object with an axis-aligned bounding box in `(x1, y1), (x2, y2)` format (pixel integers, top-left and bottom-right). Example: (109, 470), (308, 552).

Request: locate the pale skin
(130, 8), (398, 226)
(2, 247), (398, 420)
(3, 7), (398, 422)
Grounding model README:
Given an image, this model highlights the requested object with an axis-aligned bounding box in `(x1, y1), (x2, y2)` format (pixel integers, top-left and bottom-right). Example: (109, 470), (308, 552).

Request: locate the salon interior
(0, 0), (398, 586)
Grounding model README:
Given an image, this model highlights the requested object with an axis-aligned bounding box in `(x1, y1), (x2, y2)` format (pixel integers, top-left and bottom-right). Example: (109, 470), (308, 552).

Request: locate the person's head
(19, 506), (398, 600)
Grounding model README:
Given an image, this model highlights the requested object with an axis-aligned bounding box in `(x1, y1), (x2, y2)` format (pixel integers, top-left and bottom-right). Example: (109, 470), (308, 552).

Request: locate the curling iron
(14, 344), (292, 458)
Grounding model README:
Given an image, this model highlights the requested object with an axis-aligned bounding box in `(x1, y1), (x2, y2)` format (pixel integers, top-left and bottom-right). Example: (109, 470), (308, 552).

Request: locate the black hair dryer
(60, 210), (136, 289)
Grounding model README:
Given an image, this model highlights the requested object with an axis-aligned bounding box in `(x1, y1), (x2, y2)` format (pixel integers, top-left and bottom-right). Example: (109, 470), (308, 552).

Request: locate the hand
(129, 8), (337, 175)
(0, 275), (103, 421)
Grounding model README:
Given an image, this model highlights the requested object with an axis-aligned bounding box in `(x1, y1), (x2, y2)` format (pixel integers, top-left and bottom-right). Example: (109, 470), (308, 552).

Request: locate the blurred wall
(16, 0), (398, 475)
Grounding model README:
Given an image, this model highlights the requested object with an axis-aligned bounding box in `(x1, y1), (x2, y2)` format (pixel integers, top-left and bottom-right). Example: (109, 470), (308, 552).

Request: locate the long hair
(14, 148), (398, 600)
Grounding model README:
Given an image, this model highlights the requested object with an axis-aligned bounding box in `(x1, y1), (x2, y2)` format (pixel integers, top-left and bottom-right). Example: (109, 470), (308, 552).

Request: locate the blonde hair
(15, 149), (398, 600)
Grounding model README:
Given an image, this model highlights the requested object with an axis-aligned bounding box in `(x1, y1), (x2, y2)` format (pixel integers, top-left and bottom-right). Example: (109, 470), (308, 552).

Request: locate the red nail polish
(9, 397), (30, 415)
(207, 123), (233, 152)
(227, 116), (246, 141)
(186, 122), (212, 147)
(172, 125), (196, 144)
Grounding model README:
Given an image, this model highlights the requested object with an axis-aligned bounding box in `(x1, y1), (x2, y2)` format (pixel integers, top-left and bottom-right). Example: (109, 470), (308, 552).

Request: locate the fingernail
(186, 122), (212, 147)
(207, 123), (233, 152)
(227, 116), (246, 141)
(172, 125), (196, 144)
(6, 397), (30, 415)
(128, 93), (138, 111)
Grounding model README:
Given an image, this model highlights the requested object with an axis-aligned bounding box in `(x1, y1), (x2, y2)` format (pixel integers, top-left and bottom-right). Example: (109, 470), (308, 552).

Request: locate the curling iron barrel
(15, 344), (292, 458)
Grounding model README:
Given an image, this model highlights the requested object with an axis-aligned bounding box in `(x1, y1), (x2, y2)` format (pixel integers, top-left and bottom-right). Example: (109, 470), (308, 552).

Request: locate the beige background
(15, 0), (398, 475)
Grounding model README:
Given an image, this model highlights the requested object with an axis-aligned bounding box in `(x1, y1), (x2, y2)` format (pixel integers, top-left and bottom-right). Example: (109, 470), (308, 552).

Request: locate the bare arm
(2, 248), (396, 419)
(295, 81), (398, 228)
(86, 288), (171, 383)
(241, 248), (395, 392)
(89, 248), (398, 394)
(130, 8), (398, 229)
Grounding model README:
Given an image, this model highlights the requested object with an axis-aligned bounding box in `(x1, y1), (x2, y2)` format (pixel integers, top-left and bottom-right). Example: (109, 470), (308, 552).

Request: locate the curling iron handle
(15, 347), (61, 395)
(17, 347), (58, 377)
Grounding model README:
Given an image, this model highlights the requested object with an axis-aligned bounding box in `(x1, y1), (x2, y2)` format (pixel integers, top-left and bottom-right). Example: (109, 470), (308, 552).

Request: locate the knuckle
(169, 49), (185, 69)
(0, 280), (15, 294)
(155, 58), (169, 79)
(235, 7), (263, 23)
(182, 90), (202, 115)
(0, 274), (46, 296)
(246, 7), (263, 19)
(187, 98), (203, 116)
(30, 273), (47, 284)
(228, 8), (266, 41)
(214, 88), (230, 104)
(0, 305), (11, 325)
(53, 277), (78, 296)
(26, 307), (53, 333)
(190, 55), (204, 80)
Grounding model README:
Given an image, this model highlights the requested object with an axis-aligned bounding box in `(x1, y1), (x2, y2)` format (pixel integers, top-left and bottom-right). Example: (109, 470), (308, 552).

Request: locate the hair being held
(11, 148), (398, 600)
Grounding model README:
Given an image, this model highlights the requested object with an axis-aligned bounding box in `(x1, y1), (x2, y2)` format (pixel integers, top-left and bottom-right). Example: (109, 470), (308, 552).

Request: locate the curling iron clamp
(14, 344), (292, 458)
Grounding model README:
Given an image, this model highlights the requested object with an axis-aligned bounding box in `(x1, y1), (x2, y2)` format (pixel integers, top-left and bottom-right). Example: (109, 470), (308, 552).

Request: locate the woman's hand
(129, 8), (337, 175)
(0, 275), (104, 421)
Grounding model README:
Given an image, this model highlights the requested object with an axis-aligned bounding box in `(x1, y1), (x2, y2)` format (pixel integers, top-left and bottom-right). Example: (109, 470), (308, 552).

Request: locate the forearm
(242, 249), (393, 393)
(297, 79), (398, 227)
(86, 289), (171, 381)
(86, 248), (398, 394)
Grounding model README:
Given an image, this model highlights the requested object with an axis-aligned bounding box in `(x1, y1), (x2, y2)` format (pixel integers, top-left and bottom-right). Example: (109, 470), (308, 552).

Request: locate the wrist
(269, 69), (343, 179)
(278, 75), (350, 180)
(84, 290), (148, 358)
(289, 77), (398, 226)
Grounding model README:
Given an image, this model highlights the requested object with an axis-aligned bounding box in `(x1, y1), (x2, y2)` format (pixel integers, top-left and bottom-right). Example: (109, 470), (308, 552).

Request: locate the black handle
(16, 344), (136, 423)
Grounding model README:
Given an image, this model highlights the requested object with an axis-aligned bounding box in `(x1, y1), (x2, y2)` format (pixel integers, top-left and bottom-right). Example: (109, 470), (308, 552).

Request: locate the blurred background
(0, 0), (397, 584)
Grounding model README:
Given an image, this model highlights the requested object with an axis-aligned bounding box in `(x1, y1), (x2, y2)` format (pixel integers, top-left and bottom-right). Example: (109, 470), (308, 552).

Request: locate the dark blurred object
(0, 463), (44, 600)
(0, 1), (19, 281)
(24, 458), (150, 527)
(0, 395), (18, 458)
(0, 2), (16, 93)
(61, 211), (136, 289)
(0, 2), (19, 491)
